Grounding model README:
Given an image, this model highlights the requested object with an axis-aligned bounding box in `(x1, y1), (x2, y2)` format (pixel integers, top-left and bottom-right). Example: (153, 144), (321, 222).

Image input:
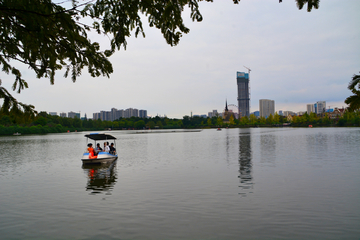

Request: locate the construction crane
(243, 65), (251, 74)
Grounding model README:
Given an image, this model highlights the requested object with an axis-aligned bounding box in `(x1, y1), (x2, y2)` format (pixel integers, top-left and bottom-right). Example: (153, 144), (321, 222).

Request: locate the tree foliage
(295, 0), (320, 12)
(345, 72), (360, 112)
(0, 80), (36, 121)
(2, 109), (359, 136)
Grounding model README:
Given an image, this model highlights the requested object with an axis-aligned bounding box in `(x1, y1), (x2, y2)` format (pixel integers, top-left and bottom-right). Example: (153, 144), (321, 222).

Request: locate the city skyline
(49, 98), (336, 120)
(4, 1), (358, 118)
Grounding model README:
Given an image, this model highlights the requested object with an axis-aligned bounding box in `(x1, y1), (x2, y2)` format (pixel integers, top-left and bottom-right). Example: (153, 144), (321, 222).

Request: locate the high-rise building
(139, 110), (147, 118)
(307, 104), (315, 114)
(93, 112), (100, 120)
(133, 108), (139, 118)
(60, 112), (67, 118)
(49, 112), (57, 116)
(124, 108), (139, 118)
(236, 72), (250, 117)
(124, 108), (132, 118)
(116, 109), (124, 119)
(94, 107), (147, 120)
(111, 108), (118, 121)
(316, 101), (326, 114)
(68, 111), (79, 118)
(100, 111), (107, 121)
(259, 99), (275, 118)
(208, 110), (219, 118)
(212, 110), (218, 117)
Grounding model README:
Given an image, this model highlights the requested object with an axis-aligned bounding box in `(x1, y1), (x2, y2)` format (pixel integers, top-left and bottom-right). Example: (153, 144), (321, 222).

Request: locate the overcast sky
(2, 0), (360, 119)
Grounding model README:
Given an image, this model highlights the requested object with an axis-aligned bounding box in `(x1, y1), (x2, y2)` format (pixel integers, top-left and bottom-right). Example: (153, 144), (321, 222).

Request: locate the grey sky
(2, 0), (360, 118)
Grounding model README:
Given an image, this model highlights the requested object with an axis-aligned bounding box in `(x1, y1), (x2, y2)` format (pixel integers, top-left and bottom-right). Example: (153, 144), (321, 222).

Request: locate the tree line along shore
(0, 111), (359, 136)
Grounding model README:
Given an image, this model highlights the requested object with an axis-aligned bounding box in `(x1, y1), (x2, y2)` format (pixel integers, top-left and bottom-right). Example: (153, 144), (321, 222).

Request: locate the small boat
(217, 128), (222, 131)
(81, 133), (118, 165)
(13, 132), (21, 136)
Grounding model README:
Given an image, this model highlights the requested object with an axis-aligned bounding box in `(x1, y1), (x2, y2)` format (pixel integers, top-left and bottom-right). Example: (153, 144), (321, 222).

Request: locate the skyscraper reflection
(238, 129), (253, 196)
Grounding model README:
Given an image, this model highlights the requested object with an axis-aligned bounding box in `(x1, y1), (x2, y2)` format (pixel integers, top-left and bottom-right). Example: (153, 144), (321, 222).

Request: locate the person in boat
(95, 143), (103, 155)
(109, 143), (116, 155)
(103, 142), (110, 152)
(87, 143), (97, 159)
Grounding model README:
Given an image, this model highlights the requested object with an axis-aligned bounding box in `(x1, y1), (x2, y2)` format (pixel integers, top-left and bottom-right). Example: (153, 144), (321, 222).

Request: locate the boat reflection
(82, 160), (118, 195)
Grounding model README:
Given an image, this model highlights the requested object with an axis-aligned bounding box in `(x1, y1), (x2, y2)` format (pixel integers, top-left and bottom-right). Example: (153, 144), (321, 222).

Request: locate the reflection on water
(82, 161), (118, 195)
(1, 129), (359, 239)
(238, 129), (253, 196)
(260, 133), (276, 166)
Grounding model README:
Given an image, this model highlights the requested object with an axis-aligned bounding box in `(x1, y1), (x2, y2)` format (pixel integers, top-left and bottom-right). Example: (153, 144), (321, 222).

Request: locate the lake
(0, 128), (359, 239)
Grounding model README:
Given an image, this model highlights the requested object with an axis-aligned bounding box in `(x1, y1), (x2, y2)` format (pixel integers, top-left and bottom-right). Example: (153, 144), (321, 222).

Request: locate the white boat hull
(81, 152), (118, 164)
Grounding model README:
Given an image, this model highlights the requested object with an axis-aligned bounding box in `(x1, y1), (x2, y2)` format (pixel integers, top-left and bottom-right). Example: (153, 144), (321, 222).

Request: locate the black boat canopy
(84, 133), (117, 141)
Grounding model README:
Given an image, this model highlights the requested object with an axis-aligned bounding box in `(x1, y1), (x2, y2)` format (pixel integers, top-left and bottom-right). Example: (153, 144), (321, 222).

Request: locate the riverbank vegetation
(1, 110), (359, 136)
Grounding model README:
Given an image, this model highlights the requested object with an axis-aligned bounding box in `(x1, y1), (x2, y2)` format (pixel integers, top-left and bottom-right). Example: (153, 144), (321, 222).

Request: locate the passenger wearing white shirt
(103, 142), (110, 152)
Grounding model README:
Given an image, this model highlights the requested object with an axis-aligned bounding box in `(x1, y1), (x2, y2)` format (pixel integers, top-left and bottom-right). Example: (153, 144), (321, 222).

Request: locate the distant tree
(249, 114), (258, 125)
(135, 120), (145, 129)
(240, 116), (249, 125)
(266, 114), (274, 125)
(156, 121), (163, 129)
(73, 118), (82, 128)
(0, 115), (12, 126)
(182, 116), (191, 127)
(207, 118), (212, 127)
(33, 116), (47, 126)
(146, 121), (155, 129)
(273, 112), (281, 124)
(345, 72), (360, 112)
(292, 115), (300, 124)
(176, 119), (183, 128)
(301, 112), (310, 124)
(309, 112), (318, 124)
(322, 113), (331, 125)
(83, 119), (94, 129)
(259, 116), (266, 125)
(216, 117), (223, 127)
(228, 115), (235, 125)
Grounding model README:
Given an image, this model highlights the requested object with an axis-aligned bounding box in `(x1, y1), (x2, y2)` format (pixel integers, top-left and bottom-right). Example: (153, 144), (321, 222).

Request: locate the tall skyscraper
(259, 99), (275, 118)
(236, 72), (250, 117)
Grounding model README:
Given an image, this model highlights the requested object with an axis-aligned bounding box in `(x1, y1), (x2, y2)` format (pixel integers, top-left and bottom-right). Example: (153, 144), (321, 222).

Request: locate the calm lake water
(0, 128), (359, 239)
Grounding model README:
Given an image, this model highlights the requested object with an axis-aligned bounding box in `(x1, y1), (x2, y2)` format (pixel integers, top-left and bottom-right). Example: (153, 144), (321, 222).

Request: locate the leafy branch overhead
(345, 72), (360, 112)
(0, 0), (319, 116)
(0, 80), (36, 122)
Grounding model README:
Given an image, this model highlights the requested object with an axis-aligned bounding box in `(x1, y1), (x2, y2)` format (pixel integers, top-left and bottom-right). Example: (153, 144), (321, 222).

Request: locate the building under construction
(236, 71), (250, 117)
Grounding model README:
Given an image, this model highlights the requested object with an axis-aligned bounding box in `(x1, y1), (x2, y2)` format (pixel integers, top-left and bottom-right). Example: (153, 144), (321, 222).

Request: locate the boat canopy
(84, 133), (117, 141)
